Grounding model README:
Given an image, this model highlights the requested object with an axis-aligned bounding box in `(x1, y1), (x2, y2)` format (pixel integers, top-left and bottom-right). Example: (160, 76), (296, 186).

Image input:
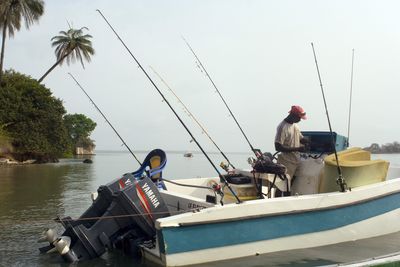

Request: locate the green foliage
(63, 113), (96, 153)
(0, 0), (44, 36)
(62, 150), (74, 158)
(0, 124), (12, 156)
(51, 27), (95, 68)
(0, 0), (44, 82)
(0, 70), (69, 160)
(38, 26), (95, 82)
(365, 142), (400, 154)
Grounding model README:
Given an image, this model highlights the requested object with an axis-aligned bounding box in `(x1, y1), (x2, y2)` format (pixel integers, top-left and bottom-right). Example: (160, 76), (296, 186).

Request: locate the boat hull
(143, 178), (400, 266)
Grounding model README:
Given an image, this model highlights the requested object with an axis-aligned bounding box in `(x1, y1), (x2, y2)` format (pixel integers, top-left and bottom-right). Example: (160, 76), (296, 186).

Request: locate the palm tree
(38, 26), (94, 83)
(0, 0), (44, 84)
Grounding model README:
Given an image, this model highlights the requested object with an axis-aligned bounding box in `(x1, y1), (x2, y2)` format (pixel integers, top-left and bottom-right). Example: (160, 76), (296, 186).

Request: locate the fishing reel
(219, 162), (230, 172)
(336, 175), (348, 192)
(211, 183), (223, 195)
(208, 179), (225, 205)
(248, 149), (275, 167)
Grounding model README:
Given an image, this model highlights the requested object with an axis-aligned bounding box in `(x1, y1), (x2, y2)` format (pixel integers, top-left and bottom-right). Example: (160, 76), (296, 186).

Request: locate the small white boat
(183, 152), (193, 158)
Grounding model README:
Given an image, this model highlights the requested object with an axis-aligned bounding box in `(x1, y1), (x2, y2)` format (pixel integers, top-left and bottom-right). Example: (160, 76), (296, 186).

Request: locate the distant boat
(183, 152), (193, 158)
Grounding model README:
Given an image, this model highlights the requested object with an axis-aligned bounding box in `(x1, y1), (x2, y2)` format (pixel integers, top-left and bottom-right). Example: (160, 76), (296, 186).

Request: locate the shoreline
(0, 158), (36, 166)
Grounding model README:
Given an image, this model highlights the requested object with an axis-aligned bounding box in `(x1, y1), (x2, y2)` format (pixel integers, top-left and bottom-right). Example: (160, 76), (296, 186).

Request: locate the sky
(4, 0), (400, 153)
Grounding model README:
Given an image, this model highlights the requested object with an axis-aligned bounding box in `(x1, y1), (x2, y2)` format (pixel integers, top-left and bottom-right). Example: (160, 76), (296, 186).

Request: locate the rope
(162, 178), (219, 201)
(0, 208), (204, 226)
(162, 178), (214, 191)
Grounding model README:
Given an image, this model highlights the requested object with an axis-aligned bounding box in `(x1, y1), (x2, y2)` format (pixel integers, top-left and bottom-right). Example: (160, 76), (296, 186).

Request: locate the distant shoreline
(94, 150), (253, 155)
(95, 150), (400, 155)
(371, 152), (400, 155)
(0, 159), (36, 166)
(364, 142), (400, 154)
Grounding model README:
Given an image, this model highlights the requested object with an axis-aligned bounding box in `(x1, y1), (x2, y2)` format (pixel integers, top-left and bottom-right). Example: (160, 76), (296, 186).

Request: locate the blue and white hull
(143, 177), (400, 266)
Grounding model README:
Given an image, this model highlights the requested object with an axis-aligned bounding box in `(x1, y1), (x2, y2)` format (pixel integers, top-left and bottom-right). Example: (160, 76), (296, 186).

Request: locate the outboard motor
(39, 149), (169, 262)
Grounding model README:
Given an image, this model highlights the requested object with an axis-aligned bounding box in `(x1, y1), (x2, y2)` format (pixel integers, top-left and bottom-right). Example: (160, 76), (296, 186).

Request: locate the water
(0, 151), (399, 267)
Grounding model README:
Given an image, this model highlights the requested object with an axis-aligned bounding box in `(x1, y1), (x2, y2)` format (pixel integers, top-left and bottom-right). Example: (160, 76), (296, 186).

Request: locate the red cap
(289, 105), (307, 120)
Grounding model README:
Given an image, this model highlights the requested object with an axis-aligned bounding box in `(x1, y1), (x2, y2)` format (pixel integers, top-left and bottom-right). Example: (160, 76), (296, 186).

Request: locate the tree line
(364, 142), (400, 154)
(0, 0), (96, 162)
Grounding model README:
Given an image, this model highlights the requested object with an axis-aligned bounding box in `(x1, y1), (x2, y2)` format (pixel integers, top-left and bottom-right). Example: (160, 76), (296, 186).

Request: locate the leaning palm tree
(38, 27), (95, 83)
(0, 0), (44, 84)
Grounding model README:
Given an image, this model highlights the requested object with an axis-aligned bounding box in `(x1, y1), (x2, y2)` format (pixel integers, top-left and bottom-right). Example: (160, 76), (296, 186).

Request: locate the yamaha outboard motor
(39, 149), (169, 262)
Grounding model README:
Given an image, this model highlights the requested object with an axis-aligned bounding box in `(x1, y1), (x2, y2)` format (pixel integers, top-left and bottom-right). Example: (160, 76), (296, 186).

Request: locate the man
(274, 105), (309, 194)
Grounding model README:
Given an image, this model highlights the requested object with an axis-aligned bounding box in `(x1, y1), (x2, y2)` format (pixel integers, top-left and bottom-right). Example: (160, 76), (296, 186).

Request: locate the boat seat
(132, 149), (167, 189)
(319, 147), (389, 193)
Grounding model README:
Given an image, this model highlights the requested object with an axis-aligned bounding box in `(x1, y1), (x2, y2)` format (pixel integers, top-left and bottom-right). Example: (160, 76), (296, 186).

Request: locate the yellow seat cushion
(319, 148), (389, 193)
(150, 156), (161, 179)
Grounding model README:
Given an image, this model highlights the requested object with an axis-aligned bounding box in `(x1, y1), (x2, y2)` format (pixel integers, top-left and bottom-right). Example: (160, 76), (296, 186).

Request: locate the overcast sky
(5, 0), (400, 153)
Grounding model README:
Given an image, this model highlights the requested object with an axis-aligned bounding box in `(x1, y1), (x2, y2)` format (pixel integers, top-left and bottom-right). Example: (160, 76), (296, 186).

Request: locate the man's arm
(275, 142), (306, 153)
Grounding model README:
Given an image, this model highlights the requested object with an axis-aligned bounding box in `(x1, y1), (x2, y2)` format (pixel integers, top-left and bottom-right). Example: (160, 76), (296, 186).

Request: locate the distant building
(75, 146), (95, 155)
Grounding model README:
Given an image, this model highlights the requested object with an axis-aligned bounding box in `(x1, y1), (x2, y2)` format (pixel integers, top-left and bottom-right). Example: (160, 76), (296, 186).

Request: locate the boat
(183, 152), (193, 158)
(38, 131), (400, 266)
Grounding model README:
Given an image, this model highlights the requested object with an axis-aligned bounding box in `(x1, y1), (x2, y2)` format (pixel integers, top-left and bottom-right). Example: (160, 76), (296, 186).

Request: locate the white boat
(183, 152), (193, 158)
(143, 151), (400, 266)
(39, 132), (400, 266)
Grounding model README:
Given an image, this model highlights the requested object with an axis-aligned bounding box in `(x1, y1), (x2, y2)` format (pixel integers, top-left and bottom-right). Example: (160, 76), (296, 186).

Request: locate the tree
(0, 0), (44, 84)
(0, 123), (12, 156)
(368, 143), (381, 153)
(38, 26), (95, 83)
(365, 142), (400, 154)
(63, 113), (96, 153)
(0, 70), (69, 161)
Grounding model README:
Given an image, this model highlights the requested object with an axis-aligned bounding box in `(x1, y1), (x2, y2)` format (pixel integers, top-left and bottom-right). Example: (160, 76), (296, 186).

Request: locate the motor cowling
(39, 174), (169, 262)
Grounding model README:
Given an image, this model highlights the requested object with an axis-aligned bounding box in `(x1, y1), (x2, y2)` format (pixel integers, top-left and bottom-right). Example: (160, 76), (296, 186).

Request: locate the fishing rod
(68, 72), (142, 166)
(182, 36), (259, 157)
(69, 73), (219, 195)
(149, 66), (236, 170)
(96, 9), (241, 204)
(347, 49), (355, 147)
(311, 43), (347, 192)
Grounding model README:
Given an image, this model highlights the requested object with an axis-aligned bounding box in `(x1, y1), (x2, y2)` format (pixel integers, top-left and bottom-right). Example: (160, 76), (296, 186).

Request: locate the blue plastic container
(301, 131), (348, 153)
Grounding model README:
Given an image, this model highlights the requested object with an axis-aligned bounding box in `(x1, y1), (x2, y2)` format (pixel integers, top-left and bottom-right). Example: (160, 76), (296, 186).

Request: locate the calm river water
(0, 151), (399, 267)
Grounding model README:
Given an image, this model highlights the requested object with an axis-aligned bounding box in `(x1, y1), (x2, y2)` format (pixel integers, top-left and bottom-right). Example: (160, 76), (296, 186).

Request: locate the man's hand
(300, 137), (310, 144)
(298, 145), (307, 152)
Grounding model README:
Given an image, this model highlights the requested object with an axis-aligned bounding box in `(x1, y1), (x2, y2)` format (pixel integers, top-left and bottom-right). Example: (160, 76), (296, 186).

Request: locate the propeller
(37, 228), (56, 243)
(54, 236), (72, 255)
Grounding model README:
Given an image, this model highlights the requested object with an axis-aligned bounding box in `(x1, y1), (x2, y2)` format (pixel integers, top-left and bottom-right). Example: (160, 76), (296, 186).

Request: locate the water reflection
(0, 160), (95, 267)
